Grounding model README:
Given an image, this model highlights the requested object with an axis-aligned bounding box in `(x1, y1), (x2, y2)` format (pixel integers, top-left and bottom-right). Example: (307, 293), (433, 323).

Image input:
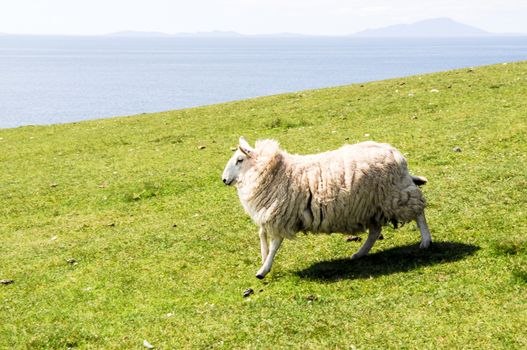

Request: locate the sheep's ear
(239, 136), (254, 157)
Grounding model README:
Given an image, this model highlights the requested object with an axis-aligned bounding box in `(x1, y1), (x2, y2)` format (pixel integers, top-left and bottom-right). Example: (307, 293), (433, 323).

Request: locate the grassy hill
(1, 62), (526, 349)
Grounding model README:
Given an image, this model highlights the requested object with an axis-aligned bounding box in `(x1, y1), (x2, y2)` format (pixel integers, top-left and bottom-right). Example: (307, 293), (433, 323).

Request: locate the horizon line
(2, 32), (526, 37)
(2, 17), (526, 38)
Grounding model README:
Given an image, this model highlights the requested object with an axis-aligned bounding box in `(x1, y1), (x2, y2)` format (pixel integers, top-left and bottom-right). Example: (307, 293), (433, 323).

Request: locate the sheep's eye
(236, 158), (243, 165)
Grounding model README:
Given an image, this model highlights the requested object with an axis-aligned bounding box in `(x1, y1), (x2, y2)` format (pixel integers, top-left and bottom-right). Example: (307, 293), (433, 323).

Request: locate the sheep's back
(290, 142), (424, 233)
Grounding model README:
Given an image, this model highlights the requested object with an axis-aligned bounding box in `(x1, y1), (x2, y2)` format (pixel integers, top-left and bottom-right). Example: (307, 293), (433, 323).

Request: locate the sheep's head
(222, 137), (255, 186)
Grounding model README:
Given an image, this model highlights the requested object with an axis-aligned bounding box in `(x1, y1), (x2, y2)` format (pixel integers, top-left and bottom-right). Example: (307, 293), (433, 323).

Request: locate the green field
(1, 62), (526, 349)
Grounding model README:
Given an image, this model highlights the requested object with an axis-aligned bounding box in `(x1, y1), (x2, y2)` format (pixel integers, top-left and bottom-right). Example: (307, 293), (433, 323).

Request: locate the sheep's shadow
(296, 241), (479, 281)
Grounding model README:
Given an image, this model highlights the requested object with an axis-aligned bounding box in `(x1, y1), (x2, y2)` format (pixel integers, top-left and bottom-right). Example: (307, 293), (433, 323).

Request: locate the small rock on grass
(0, 279), (14, 285)
(452, 146), (462, 152)
(67, 258), (77, 265)
(143, 339), (154, 349)
(198, 145), (206, 150)
(346, 236), (362, 242)
(243, 288), (254, 298)
(306, 294), (318, 302)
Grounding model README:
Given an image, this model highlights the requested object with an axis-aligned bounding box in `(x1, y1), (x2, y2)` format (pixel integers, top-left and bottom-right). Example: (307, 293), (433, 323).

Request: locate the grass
(1, 61), (526, 349)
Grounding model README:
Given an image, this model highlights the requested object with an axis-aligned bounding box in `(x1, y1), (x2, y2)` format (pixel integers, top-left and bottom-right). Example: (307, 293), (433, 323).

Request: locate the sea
(1, 35), (526, 128)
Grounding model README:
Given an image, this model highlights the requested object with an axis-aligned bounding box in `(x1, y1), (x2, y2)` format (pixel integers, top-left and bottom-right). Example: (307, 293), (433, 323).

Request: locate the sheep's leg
(259, 227), (268, 264)
(351, 224), (381, 259)
(416, 213), (432, 249)
(256, 236), (283, 279)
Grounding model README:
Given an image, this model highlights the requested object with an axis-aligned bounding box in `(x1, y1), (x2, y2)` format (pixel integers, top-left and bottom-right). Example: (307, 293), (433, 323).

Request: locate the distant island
(352, 18), (493, 37)
(105, 30), (315, 38)
(105, 31), (174, 38)
(106, 30), (244, 38)
(2, 18), (524, 38)
(105, 18), (518, 38)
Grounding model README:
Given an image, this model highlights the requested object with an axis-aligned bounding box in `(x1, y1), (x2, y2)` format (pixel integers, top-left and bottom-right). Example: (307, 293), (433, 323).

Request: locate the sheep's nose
(222, 178), (227, 184)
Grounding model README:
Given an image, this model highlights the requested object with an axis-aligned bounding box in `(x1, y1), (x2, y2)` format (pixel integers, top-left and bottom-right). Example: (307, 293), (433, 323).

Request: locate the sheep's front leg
(416, 213), (432, 249)
(351, 224), (381, 259)
(256, 236), (283, 279)
(259, 227), (268, 264)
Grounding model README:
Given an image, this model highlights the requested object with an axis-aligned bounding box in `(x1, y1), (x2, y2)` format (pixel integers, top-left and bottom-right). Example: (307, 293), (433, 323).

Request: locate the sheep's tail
(411, 175), (428, 186)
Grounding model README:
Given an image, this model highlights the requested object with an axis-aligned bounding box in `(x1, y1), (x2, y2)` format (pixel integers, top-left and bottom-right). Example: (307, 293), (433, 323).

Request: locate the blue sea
(1, 36), (526, 128)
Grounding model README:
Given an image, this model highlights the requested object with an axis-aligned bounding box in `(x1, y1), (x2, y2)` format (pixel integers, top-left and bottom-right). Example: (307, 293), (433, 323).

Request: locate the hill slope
(0, 62), (526, 349)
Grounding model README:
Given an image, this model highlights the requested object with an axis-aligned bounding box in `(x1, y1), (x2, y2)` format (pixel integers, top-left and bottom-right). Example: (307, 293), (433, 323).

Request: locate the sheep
(222, 137), (432, 279)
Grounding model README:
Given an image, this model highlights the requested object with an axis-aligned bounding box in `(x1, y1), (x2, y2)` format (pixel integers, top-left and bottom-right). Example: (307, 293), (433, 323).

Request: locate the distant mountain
(253, 32), (316, 38)
(5, 21), (524, 38)
(353, 18), (492, 37)
(106, 31), (173, 37)
(104, 30), (320, 38)
(173, 31), (244, 38)
(105, 30), (244, 38)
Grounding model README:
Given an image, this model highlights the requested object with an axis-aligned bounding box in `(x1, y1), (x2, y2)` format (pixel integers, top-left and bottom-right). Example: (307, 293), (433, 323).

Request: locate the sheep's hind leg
(351, 224), (381, 259)
(259, 227), (268, 264)
(416, 213), (432, 249)
(256, 236), (283, 279)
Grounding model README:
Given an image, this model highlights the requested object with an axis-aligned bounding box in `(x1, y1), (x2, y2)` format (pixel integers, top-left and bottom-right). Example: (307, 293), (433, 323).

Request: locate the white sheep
(222, 137), (432, 279)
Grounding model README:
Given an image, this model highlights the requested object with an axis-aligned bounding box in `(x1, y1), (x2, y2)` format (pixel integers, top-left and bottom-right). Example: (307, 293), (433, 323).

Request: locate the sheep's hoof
(419, 241), (431, 249)
(256, 274), (265, 279)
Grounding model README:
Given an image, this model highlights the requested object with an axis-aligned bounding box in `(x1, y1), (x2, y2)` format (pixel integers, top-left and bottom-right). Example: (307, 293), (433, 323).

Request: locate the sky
(1, 0), (526, 36)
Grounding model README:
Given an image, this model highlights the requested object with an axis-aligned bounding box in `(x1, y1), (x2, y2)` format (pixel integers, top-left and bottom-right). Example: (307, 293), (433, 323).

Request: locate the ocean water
(1, 36), (526, 128)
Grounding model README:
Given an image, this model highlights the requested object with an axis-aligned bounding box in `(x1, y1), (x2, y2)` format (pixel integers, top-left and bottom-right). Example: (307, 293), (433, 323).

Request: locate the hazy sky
(1, 0), (526, 36)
